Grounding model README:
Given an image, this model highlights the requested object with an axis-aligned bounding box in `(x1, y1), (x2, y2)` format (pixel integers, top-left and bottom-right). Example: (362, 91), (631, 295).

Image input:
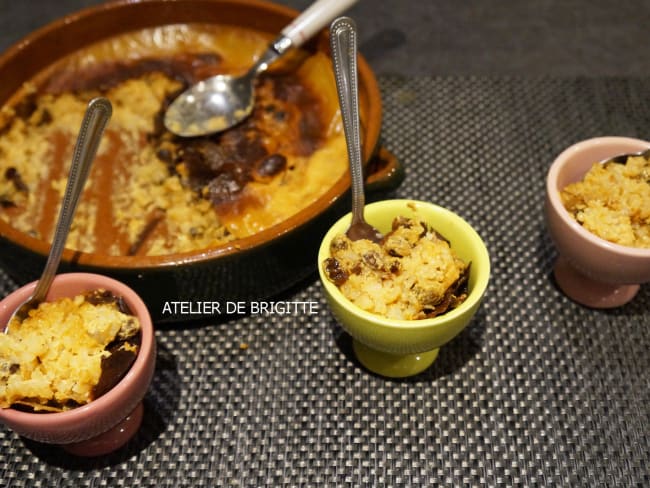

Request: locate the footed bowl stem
(61, 402), (144, 457)
(352, 341), (440, 378)
(553, 256), (640, 308)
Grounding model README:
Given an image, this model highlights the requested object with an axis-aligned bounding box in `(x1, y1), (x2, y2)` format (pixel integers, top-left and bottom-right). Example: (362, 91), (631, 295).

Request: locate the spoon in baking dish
(164, 0), (358, 137)
(330, 16), (382, 243)
(3, 97), (112, 332)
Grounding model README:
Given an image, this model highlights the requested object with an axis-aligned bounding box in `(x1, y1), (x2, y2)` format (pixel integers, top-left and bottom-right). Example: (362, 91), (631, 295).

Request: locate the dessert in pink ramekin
(545, 136), (650, 308)
(0, 273), (156, 456)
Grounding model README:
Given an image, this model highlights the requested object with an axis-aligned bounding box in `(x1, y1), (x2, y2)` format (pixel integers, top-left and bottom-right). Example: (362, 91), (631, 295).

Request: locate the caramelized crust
(0, 24), (347, 256)
(0, 290), (141, 412)
(324, 217), (470, 320)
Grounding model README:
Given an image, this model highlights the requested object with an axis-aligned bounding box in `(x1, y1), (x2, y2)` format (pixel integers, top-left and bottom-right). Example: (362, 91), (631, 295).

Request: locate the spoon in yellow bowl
(164, 0), (358, 138)
(330, 16), (383, 243)
(3, 97), (112, 332)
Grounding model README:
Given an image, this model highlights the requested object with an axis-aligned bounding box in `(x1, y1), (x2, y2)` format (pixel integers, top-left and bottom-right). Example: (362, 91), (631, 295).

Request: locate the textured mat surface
(1, 76), (649, 487)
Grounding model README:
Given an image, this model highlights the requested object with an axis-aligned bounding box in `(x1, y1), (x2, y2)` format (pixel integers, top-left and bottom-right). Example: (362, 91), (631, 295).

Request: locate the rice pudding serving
(560, 154), (650, 248)
(0, 23), (348, 256)
(323, 216), (470, 320)
(0, 290), (141, 412)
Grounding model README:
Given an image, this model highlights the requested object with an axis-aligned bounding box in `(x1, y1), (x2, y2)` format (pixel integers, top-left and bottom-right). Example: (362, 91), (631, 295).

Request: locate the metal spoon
(330, 16), (382, 243)
(4, 97), (112, 331)
(164, 0), (358, 138)
(600, 147), (650, 165)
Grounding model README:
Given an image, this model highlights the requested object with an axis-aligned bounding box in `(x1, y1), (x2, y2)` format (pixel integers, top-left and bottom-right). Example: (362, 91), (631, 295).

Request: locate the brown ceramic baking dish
(0, 0), (402, 322)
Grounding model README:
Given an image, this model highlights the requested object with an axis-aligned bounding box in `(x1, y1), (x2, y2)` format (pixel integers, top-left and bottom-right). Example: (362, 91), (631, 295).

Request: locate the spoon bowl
(164, 0), (359, 137)
(600, 147), (650, 165)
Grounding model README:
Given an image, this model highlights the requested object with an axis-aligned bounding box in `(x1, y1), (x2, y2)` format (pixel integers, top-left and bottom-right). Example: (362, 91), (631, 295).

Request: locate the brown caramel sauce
(92, 331), (141, 399)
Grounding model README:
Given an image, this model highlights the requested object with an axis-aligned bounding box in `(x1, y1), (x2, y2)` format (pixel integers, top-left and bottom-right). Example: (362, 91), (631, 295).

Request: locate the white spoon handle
(282, 0), (359, 47)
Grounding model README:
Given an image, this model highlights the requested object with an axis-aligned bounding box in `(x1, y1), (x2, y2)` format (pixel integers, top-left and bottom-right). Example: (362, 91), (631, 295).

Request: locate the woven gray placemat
(1, 76), (649, 487)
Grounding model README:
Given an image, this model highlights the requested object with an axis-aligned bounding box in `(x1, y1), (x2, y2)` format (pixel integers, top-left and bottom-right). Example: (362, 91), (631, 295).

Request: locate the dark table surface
(3, 0), (650, 77)
(1, 2), (649, 487)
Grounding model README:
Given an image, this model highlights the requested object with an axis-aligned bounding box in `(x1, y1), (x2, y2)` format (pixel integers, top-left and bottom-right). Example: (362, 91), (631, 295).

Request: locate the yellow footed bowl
(318, 200), (490, 378)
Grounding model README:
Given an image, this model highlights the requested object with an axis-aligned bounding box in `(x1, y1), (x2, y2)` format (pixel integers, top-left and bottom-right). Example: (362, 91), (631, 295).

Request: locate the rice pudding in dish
(323, 216), (470, 320)
(0, 23), (347, 256)
(0, 290), (141, 412)
(318, 200), (490, 378)
(560, 154), (650, 248)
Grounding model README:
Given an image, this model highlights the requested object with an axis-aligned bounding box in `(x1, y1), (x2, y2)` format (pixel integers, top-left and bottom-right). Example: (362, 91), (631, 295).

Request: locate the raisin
(254, 154), (286, 179)
(324, 258), (349, 286)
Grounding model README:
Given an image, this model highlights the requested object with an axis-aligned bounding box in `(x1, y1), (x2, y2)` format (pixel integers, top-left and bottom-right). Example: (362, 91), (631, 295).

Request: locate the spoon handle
(254, 0), (359, 74)
(282, 0), (359, 48)
(330, 16), (365, 225)
(30, 97), (112, 303)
